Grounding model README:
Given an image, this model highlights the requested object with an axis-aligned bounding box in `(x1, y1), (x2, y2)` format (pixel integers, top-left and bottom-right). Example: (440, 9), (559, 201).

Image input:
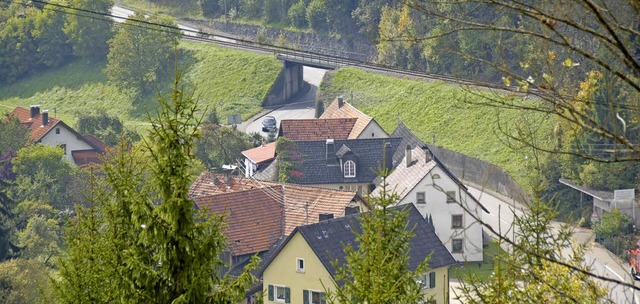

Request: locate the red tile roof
(241, 142), (276, 164)
(9, 107), (60, 143)
(278, 118), (357, 141)
(194, 187), (284, 256)
(190, 173), (368, 251)
(71, 150), (103, 166)
(320, 98), (374, 139)
(82, 134), (106, 152)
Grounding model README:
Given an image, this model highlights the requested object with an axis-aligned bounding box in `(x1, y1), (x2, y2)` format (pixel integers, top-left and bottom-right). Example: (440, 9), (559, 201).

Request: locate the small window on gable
(452, 238), (464, 253)
(446, 191), (456, 204)
(344, 160), (356, 178)
(371, 132), (374, 137)
(55, 128), (60, 134)
(296, 258), (305, 273)
(416, 192), (426, 204)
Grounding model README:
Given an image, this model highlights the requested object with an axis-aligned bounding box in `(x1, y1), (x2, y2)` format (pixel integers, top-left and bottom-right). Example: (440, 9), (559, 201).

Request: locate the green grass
(318, 68), (554, 189)
(0, 41), (282, 132)
(449, 241), (504, 281)
(120, 0), (202, 19)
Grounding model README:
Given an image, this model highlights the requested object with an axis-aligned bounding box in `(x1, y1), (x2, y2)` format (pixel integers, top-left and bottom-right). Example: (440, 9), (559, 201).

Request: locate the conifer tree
(55, 71), (259, 303)
(329, 173), (430, 304)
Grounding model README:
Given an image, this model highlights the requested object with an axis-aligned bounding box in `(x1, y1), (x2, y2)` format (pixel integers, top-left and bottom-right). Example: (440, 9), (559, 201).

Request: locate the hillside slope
(0, 41), (282, 130)
(318, 68), (554, 188)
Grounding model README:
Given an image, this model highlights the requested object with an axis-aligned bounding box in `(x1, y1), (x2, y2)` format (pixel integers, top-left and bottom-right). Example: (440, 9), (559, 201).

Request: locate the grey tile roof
(390, 121), (426, 167)
(258, 204), (456, 281)
(291, 137), (402, 185)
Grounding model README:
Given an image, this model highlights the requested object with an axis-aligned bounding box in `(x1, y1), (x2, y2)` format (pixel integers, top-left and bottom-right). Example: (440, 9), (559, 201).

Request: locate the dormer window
(344, 160), (356, 178)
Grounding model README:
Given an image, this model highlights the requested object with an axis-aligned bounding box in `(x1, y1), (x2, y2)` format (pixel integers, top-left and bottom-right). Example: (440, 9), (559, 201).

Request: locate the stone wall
(428, 145), (531, 206)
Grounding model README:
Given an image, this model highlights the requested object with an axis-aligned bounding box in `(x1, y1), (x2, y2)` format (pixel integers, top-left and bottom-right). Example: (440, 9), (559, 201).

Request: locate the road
(243, 67), (327, 135)
(110, 6), (199, 37)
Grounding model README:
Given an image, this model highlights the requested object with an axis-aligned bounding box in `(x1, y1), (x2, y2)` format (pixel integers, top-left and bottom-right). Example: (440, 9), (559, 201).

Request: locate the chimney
(405, 145), (412, 167)
(326, 138), (334, 161)
(41, 110), (49, 126)
(422, 145), (432, 163)
(30, 105), (40, 119)
(319, 213), (334, 222)
(337, 97), (344, 108)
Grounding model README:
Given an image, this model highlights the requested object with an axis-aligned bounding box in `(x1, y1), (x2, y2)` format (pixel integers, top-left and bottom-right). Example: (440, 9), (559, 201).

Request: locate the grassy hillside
(318, 68), (554, 188)
(0, 41), (282, 131)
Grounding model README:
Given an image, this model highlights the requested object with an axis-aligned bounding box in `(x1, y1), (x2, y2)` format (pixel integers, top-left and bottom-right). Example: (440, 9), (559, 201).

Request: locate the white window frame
(308, 290), (322, 304)
(296, 258), (305, 273)
(451, 214), (463, 229)
(416, 192), (426, 204)
(275, 285), (287, 302)
(344, 160), (356, 178)
(420, 272), (436, 289)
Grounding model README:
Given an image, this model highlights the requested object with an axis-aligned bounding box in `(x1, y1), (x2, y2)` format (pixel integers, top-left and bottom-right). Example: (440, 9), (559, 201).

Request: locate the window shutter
(320, 292), (326, 304)
(303, 290), (309, 304)
(285, 287), (291, 303)
(268, 285), (274, 301)
(429, 272), (436, 289)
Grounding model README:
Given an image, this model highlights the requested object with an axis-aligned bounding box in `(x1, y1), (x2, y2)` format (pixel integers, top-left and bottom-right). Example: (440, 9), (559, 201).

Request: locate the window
(446, 191), (456, 204)
(420, 272), (436, 289)
(303, 290), (326, 304)
(416, 192), (426, 204)
(296, 258), (305, 273)
(268, 285), (290, 303)
(344, 160), (356, 178)
(60, 144), (67, 155)
(451, 214), (463, 229)
(452, 238), (464, 253)
(55, 128), (60, 134)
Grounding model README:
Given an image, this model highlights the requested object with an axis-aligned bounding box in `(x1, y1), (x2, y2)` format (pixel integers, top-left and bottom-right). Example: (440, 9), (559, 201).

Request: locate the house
(190, 172), (368, 280)
(319, 97), (388, 139)
(371, 146), (489, 262)
(241, 142), (277, 177)
(277, 137), (402, 195)
(258, 204), (456, 304)
(8, 105), (106, 165)
(559, 178), (638, 226)
(277, 118), (357, 141)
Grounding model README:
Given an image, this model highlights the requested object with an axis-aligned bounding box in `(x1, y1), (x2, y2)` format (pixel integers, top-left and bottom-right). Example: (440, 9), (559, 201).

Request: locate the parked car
(262, 116), (277, 132)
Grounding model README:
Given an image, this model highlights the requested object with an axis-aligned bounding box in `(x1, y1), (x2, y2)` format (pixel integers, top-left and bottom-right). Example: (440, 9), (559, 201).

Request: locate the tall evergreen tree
(55, 71), (259, 303)
(329, 174), (430, 304)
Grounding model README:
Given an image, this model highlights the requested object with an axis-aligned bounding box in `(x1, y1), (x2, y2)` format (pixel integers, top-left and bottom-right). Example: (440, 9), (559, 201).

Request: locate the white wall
(357, 120), (388, 139)
(397, 166), (484, 262)
(40, 125), (93, 164)
(244, 158), (257, 177)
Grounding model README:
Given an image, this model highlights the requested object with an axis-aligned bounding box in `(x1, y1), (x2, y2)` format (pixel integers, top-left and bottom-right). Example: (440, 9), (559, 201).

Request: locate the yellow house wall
(423, 267), (450, 304)
(263, 232), (336, 304)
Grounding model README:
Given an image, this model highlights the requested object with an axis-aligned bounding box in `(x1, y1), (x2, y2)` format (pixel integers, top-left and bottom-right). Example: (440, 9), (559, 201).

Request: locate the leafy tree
(106, 13), (180, 95)
(198, 0), (222, 17)
(352, 0), (393, 40)
(75, 112), (140, 146)
(329, 177), (430, 303)
(32, 2), (73, 69)
(0, 6), (38, 83)
(0, 179), (19, 261)
(55, 71), (259, 303)
(11, 145), (75, 209)
(305, 0), (329, 32)
(15, 201), (63, 265)
(0, 258), (55, 304)
(287, 0), (307, 28)
(275, 137), (302, 183)
(63, 0), (114, 61)
(194, 123), (252, 170)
